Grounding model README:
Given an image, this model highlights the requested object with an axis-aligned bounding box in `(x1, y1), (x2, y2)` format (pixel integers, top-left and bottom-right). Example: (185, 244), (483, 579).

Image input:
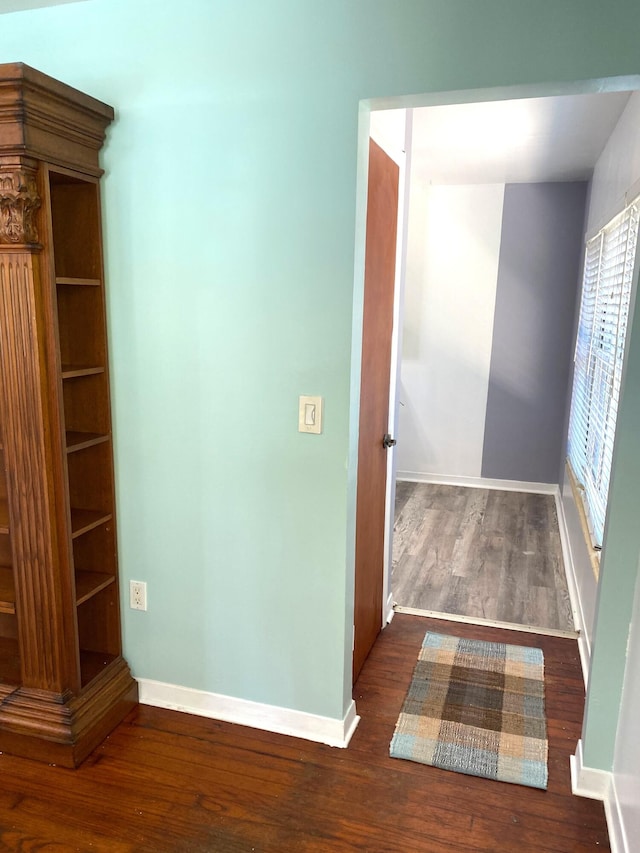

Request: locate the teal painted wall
(583, 284), (640, 769)
(1, 0), (639, 743)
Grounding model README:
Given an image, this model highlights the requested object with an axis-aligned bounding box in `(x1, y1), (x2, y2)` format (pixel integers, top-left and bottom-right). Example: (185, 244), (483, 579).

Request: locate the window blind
(567, 197), (639, 547)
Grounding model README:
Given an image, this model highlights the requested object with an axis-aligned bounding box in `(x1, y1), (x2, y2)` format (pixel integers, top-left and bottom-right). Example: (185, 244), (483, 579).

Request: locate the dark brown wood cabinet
(0, 63), (137, 766)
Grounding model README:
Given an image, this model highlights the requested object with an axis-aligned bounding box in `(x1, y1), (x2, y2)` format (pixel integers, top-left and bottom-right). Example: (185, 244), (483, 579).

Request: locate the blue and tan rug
(389, 632), (548, 789)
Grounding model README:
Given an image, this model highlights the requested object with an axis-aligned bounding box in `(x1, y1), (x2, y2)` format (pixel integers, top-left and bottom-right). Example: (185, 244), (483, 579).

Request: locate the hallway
(392, 483), (575, 633)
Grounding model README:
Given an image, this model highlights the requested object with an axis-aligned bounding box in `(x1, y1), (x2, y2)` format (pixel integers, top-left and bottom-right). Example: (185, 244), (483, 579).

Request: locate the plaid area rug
(390, 632), (548, 789)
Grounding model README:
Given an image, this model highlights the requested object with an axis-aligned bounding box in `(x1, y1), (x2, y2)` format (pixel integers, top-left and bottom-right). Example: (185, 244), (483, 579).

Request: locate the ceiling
(372, 91), (633, 185)
(0, 0), (85, 13)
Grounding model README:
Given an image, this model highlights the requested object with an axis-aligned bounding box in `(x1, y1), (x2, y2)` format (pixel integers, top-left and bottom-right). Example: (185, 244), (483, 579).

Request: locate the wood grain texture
(0, 63), (114, 178)
(0, 251), (74, 691)
(0, 66), (137, 764)
(0, 614), (609, 851)
(0, 658), (137, 767)
(0, 169), (40, 244)
(353, 139), (399, 680)
(393, 483), (575, 632)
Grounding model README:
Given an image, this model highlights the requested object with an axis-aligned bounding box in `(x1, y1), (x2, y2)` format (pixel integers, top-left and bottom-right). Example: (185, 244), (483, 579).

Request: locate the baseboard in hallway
(393, 604), (579, 639)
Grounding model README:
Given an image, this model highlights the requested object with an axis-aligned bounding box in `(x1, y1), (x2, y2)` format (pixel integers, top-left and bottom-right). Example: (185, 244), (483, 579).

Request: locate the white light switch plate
(298, 395), (323, 434)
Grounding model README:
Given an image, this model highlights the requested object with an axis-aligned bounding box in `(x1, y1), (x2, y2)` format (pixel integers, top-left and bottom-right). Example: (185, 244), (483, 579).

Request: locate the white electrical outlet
(130, 580), (147, 611)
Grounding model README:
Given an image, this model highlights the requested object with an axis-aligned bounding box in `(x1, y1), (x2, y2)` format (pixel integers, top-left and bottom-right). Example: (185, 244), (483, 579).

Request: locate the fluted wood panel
(0, 251), (75, 692)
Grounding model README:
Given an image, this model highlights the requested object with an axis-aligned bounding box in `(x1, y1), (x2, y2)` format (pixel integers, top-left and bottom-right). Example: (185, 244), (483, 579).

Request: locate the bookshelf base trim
(0, 658), (138, 766)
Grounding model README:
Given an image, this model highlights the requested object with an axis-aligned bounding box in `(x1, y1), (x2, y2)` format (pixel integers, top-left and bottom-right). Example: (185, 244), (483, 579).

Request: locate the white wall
(586, 91), (640, 236)
(369, 109), (406, 167)
(611, 556), (640, 849)
(397, 181), (505, 479)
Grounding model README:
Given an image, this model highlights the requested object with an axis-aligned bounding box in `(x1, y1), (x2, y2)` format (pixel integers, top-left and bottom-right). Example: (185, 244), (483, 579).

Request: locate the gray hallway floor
(392, 482), (575, 633)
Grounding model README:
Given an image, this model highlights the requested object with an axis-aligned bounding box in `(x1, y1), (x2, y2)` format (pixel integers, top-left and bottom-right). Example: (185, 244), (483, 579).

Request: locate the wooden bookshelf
(0, 444), (17, 680)
(66, 431), (110, 453)
(56, 277), (101, 287)
(61, 365), (105, 379)
(75, 571), (115, 606)
(0, 62), (137, 765)
(70, 509), (113, 538)
(0, 637), (21, 686)
(0, 567), (15, 615)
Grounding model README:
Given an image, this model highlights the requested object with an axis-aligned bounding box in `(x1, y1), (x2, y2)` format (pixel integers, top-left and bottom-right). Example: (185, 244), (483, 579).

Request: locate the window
(567, 197), (639, 547)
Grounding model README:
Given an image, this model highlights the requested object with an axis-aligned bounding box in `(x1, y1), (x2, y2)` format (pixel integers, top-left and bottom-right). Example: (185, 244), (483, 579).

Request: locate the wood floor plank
(393, 483), (575, 632)
(393, 479), (414, 516)
(0, 614), (607, 851)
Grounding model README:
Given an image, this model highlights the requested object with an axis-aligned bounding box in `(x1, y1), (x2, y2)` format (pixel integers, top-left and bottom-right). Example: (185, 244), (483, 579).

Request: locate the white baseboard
(606, 777), (628, 853)
(554, 487), (591, 687)
(394, 605), (577, 638)
(571, 740), (628, 853)
(385, 592), (394, 624)
(571, 739), (611, 800)
(138, 679), (360, 749)
(396, 471), (557, 495)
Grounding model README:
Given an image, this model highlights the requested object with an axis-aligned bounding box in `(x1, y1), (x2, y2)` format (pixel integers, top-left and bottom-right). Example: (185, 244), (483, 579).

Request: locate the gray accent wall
(481, 182), (588, 483)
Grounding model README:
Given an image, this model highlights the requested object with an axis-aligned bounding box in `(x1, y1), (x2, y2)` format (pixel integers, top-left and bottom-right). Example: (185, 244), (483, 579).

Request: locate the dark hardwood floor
(0, 615), (608, 852)
(393, 482), (575, 633)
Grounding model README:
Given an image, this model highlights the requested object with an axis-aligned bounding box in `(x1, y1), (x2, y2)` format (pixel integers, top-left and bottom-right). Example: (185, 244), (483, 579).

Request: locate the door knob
(382, 434), (397, 449)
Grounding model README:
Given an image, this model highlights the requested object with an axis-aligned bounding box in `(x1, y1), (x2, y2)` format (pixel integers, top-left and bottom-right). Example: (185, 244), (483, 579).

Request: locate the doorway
(351, 82), (637, 675)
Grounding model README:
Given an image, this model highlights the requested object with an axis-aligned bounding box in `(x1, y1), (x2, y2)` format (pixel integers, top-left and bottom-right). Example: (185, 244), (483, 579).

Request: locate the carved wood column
(0, 163), (77, 693)
(0, 168), (40, 244)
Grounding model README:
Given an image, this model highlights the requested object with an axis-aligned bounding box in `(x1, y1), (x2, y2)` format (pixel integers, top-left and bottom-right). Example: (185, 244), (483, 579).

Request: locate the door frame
(379, 109), (412, 629)
(349, 111), (409, 684)
(347, 77), (640, 689)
